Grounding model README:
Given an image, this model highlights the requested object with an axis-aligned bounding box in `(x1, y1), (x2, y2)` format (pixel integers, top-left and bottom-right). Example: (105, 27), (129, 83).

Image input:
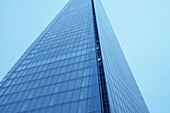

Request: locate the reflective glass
(0, 0), (102, 112)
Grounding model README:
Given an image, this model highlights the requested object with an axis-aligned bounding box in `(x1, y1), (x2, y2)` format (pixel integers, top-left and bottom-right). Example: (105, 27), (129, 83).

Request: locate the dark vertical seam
(91, 0), (111, 112)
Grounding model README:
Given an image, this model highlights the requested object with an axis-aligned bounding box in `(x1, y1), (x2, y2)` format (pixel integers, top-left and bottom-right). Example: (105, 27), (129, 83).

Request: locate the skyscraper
(0, 0), (149, 112)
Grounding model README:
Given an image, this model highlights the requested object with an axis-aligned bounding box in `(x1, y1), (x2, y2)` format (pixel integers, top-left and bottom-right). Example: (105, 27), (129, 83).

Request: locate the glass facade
(0, 0), (149, 113)
(94, 0), (149, 113)
(0, 0), (101, 113)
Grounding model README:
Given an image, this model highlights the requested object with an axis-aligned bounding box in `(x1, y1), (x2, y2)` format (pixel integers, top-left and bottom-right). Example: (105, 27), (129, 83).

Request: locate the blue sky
(0, 0), (170, 112)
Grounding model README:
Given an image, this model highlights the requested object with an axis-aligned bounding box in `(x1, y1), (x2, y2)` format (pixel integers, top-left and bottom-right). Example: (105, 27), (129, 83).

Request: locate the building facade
(0, 0), (149, 113)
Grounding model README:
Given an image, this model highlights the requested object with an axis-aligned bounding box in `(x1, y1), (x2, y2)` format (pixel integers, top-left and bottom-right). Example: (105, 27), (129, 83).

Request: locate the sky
(0, 0), (170, 113)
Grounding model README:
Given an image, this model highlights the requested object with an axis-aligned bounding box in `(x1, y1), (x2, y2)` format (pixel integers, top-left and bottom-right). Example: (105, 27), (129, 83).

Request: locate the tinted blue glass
(94, 0), (149, 113)
(0, 0), (149, 112)
(0, 0), (102, 112)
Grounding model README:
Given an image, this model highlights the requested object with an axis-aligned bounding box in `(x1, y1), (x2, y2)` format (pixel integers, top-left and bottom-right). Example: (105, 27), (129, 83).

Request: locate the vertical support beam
(91, 0), (110, 113)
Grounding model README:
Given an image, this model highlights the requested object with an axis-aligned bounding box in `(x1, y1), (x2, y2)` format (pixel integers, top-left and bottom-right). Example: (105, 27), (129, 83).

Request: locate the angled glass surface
(0, 0), (102, 113)
(94, 0), (149, 112)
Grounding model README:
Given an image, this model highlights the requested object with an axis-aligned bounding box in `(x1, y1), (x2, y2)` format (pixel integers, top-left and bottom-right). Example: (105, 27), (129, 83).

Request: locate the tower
(0, 0), (149, 113)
